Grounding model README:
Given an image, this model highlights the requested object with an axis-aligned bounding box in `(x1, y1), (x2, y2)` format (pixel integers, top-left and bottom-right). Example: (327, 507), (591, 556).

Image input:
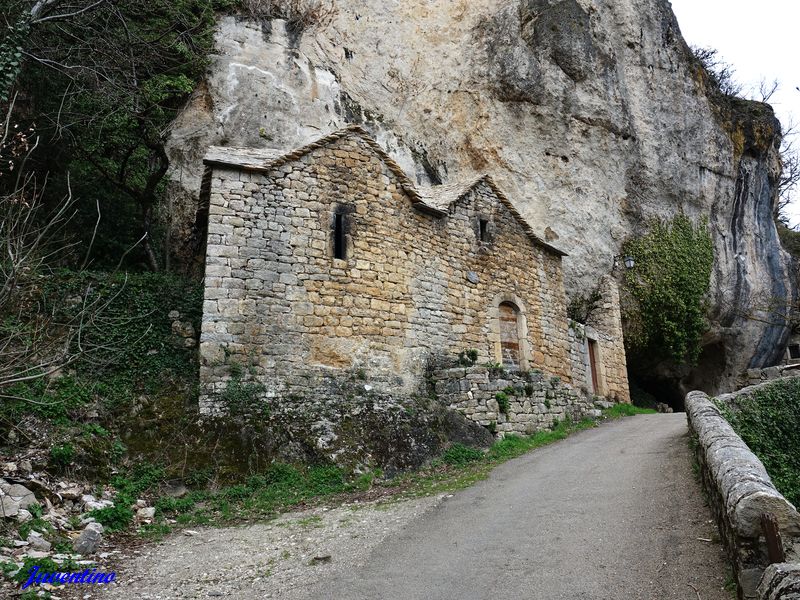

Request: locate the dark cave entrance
(630, 376), (686, 412)
(628, 342), (729, 413)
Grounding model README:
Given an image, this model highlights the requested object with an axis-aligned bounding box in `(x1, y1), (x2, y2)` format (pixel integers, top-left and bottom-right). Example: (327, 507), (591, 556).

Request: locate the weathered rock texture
(199, 127), (600, 411)
(166, 0), (795, 393)
(758, 563), (800, 600)
(686, 390), (800, 599)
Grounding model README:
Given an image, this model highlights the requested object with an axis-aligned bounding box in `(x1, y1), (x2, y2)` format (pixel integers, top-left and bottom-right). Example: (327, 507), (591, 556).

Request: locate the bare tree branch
(31, 0), (107, 25)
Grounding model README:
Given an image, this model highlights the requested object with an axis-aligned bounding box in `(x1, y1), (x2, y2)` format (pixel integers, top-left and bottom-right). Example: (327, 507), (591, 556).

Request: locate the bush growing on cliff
(717, 378), (800, 507)
(0, 0), (226, 271)
(621, 215), (713, 367)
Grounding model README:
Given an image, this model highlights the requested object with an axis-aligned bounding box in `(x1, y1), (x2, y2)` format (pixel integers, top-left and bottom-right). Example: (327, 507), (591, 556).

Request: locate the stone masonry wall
(433, 366), (604, 438)
(569, 323), (591, 394)
(758, 563), (800, 599)
(686, 390), (800, 599)
(586, 276), (630, 403)
(200, 133), (572, 411)
(567, 276), (631, 403)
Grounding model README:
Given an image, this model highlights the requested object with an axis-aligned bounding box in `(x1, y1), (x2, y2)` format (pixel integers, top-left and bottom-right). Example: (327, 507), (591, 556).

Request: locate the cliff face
(166, 0), (795, 397)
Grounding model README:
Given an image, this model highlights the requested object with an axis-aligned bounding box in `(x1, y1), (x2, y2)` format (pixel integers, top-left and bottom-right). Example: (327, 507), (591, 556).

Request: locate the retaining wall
(686, 389), (800, 599)
(432, 366), (606, 437)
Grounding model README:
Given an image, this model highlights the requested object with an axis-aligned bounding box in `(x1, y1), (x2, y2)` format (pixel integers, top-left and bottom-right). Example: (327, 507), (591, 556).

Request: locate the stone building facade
(198, 126), (629, 418)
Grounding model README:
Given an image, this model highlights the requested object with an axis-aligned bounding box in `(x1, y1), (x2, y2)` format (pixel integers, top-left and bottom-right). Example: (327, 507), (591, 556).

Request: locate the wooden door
(588, 339), (600, 394)
(499, 302), (520, 369)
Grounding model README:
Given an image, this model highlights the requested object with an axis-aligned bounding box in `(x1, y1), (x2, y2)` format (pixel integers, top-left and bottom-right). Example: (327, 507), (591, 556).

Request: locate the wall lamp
(613, 255), (636, 270)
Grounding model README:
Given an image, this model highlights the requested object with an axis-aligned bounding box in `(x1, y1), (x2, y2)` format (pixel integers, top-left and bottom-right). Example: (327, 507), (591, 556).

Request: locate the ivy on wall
(621, 215), (714, 366)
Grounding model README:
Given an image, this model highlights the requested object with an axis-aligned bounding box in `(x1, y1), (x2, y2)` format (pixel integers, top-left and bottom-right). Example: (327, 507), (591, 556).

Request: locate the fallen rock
(73, 522), (104, 555)
(27, 532), (51, 552)
(85, 499), (113, 511)
(0, 496), (19, 518)
(15, 509), (31, 523)
(163, 482), (189, 498)
(19, 460), (32, 474)
(136, 507), (156, 520)
(61, 487), (83, 501)
(6, 484), (37, 509)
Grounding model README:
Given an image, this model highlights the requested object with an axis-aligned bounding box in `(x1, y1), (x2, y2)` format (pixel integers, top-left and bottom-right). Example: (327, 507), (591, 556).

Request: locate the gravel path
(97, 414), (730, 599)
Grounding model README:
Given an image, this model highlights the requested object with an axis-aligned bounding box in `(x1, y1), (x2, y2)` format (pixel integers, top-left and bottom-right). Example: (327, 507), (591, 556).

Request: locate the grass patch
(602, 404), (657, 419)
(78, 406), (653, 538)
(387, 417), (597, 500)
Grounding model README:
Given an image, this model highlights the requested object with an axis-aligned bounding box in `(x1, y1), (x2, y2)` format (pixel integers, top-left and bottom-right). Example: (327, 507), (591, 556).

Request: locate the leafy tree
(1, 0), (223, 270)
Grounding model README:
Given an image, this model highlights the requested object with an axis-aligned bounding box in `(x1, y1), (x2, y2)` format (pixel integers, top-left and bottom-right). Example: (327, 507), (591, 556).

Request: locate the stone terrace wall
(200, 133), (571, 411)
(686, 390), (800, 599)
(433, 366), (603, 437)
(740, 366), (800, 390)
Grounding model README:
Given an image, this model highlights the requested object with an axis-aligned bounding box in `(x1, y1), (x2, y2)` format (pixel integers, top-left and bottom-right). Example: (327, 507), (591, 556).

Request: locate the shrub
(88, 503), (134, 532)
(240, 0), (336, 31)
(49, 444), (75, 469)
(441, 443), (484, 466)
(717, 379), (800, 507)
(495, 392), (509, 415)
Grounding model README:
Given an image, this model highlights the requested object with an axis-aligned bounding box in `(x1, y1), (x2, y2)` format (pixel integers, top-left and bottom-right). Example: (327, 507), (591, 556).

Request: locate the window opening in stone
(499, 302), (521, 369)
(790, 344), (800, 360)
(333, 213), (346, 260)
(479, 218), (489, 242)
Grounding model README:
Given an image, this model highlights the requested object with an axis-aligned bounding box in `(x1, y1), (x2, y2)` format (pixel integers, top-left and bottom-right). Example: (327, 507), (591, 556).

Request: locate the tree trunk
(141, 205), (159, 272)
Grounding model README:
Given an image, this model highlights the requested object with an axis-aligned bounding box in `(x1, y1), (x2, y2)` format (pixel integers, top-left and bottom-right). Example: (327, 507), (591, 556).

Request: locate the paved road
(299, 414), (729, 600)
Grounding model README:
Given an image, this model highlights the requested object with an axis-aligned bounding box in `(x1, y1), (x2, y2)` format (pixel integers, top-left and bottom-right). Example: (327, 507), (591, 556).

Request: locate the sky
(669, 0), (800, 226)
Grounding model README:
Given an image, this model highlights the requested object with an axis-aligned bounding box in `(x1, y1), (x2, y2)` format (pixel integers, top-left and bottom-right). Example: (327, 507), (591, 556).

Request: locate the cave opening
(630, 376), (686, 412)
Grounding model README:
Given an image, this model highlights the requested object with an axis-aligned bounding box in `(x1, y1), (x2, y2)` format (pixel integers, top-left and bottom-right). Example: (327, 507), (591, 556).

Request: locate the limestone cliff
(166, 0), (795, 398)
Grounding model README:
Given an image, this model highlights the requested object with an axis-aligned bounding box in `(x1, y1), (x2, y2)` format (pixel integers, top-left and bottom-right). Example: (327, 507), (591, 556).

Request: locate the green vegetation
(441, 443), (484, 466)
(457, 349), (479, 367)
(621, 215), (714, 367)
(48, 444), (75, 469)
(0, 0), (233, 269)
(717, 379), (800, 506)
(602, 404), (658, 419)
(495, 392), (510, 415)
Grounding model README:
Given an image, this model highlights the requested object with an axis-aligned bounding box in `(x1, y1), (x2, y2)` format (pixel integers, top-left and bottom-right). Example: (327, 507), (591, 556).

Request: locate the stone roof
(203, 126), (567, 257)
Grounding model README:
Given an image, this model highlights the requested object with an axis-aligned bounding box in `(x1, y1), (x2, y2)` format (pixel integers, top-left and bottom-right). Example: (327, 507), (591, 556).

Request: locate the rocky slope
(166, 0), (795, 397)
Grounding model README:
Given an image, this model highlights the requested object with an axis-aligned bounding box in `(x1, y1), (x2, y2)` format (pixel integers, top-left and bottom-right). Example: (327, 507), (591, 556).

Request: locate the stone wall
(432, 365), (603, 437)
(586, 276), (630, 403)
(740, 366), (800, 390)
(567, 276), (631, 403)
(758, 563), (800, 599)
(199, 129), (578, 411)
(686, 390), (800, 599)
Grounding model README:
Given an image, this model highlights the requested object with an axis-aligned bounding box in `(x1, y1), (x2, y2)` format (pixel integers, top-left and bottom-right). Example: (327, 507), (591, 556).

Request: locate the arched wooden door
(499, 302), (521, 369)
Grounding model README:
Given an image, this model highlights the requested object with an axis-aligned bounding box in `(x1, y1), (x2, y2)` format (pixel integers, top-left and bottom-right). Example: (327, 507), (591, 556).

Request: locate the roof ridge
(203, 127), (566, 256)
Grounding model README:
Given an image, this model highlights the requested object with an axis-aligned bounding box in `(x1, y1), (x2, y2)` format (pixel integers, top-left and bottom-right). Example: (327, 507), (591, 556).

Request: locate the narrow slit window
(479, 218), (489, 242)
(333, 213), (346, 260)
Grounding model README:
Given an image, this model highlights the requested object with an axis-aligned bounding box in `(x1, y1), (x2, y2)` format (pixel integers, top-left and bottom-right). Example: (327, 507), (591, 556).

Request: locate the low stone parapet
(686, 390), (800, 599)
(758, 564), (800, 599)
